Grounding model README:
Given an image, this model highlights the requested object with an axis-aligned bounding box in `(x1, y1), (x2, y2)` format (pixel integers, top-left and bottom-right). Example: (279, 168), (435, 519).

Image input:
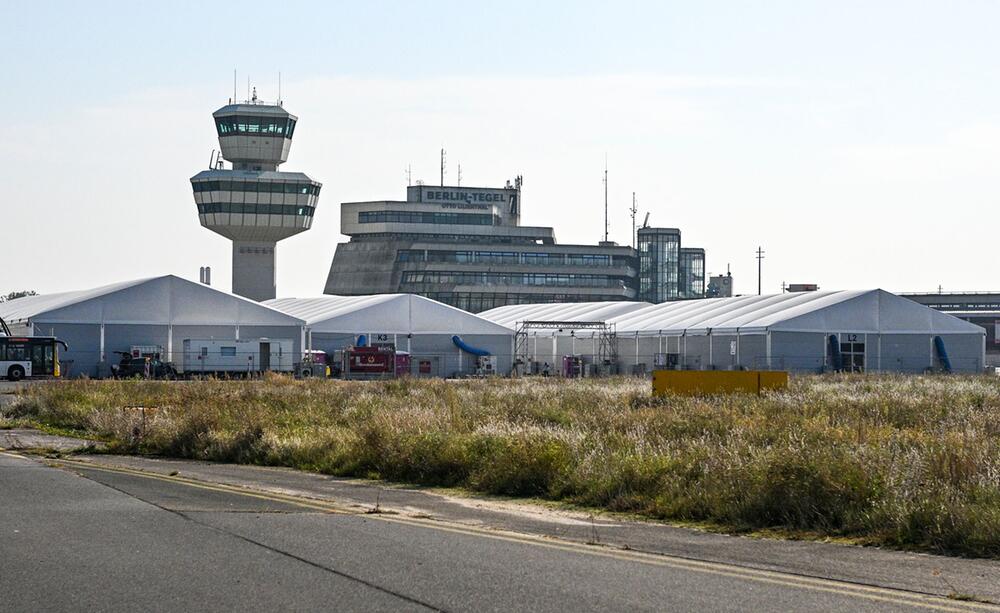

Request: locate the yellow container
(652, 370), (788, 396)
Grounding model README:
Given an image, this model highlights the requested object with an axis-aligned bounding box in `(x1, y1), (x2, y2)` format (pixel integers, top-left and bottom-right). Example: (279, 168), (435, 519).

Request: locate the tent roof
(478, 301), (651, 329)
(480, 291), (985, 337)
(265, 294), (512, 335)
(0, 276), (304, 327)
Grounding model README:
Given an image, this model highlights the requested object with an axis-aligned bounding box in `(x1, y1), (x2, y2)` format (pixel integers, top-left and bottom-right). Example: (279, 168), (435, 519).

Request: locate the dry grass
(6, 374), (1000, 558)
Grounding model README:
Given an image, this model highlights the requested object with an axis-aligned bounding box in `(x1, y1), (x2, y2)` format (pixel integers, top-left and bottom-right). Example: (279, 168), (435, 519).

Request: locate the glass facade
(215, 115), (297, 138)
(192, 180), (320, 196)
(679, 248), (706, 299)
(402, 271), (626, 289)
(359, 211), (498, 226)
(423, 292), (635, 313)
(638, 229), (681, 302)
(396, 249), (629, 267)
(197, 202), (315, 217)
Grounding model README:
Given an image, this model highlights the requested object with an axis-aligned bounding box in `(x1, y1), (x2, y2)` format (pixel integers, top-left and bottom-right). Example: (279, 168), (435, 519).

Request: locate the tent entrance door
(839, 334), (865, 372)
(259, 342), (271, 371)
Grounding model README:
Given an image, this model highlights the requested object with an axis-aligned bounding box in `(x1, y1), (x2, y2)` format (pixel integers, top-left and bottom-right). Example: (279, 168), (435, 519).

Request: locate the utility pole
(629, 192), (638, 249)
(603, 156), (608, 242)
(756, 247), (766, 295)
(440, 148), (447, 186)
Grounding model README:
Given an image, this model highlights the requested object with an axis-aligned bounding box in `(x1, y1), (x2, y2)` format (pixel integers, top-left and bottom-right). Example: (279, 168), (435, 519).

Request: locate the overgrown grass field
(6, 375), (1000, 558)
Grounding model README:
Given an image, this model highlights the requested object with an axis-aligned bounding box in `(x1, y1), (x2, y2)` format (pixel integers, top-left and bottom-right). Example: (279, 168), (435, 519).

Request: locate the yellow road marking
(46, 457), (998, 613)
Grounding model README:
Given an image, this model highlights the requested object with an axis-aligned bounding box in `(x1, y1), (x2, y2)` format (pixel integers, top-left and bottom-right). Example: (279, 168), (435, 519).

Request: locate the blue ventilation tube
(933, 336), (952, 373)
(356, 334), (367, 347)
(452, 335), (490, 357)
(828, 334), (842, 372)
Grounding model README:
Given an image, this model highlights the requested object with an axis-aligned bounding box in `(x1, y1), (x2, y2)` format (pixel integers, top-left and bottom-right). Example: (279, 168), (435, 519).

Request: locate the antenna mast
(278, 71), (282, 105)
(457, 163), (462, 187)
(756, 246), (766, 295)
(603, 156), (608, 242)
(440, 148), (447, 186)
(406, 164), (412, 187)
(233, 69), (237, 103)
(629, 192), (638, 249)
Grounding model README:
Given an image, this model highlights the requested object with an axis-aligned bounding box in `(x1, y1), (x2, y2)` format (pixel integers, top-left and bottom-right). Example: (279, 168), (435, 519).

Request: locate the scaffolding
(513, 320), (618, 368)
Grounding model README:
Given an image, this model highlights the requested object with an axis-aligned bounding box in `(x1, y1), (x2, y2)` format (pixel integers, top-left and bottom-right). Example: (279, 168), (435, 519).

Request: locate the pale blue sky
(2, 1), (999, 296)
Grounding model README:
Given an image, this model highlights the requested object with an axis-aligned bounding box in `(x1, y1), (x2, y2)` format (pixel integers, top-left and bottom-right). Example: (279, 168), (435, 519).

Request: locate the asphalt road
(1, 453), (996, 613)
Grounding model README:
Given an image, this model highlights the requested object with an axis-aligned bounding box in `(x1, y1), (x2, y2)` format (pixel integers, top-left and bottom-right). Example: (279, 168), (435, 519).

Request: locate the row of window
(401, 271), (627, 289)
(192, 180), (320, 196)
(215, 116), (298, 138)
(397, 249), (624, 267)
(422, 292), (634, 313)
(353, 233), (545, 245)
(197, 202), (315, 217)
(358, 211), (498, 226)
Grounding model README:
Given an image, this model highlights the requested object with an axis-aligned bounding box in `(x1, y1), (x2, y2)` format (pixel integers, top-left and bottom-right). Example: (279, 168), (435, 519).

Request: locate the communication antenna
(233, 69), (237, 103)
(247, 76), (250, 103)
(457, 163), (462, 187)
(603, 155), (608, 242)
(756, 246), (766, 295)
(406, 164), (412, 186)
(629, 192), (638, 249)
(278, 71), (282, 106)
(208, 149), (216, 170)
(642, 211), (650, 228)
(440, 148), (447, 186)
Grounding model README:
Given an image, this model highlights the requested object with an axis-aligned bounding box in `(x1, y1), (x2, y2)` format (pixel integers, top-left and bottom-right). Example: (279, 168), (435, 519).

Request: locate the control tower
(191, 90), (321, 301)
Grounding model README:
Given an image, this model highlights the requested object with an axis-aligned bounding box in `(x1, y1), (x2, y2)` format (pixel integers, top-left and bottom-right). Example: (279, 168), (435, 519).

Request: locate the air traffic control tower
(191, 91), (321, 301)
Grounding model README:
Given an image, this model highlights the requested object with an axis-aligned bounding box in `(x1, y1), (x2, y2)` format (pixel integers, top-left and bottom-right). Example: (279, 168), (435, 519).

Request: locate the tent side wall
(31, 322), (103, 378)
(31, 321), (304, 377)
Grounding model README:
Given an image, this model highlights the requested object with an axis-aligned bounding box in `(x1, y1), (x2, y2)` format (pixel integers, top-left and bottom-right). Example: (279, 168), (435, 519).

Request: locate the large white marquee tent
(265, 294), (514, 376)
(0, 275), (305, 377)
(480, 290), (986, 373)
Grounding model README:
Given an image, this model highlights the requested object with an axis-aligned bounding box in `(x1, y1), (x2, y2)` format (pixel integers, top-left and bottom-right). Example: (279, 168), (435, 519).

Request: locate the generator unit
(475, 355), (497, 376)
(342, 346), (410, 379)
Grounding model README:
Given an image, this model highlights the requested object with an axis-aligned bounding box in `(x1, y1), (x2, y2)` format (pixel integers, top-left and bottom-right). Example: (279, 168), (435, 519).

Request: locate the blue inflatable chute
(933, 336), (952, 373)
(828, 334), (841, 372)
(356, 334), (367, 347)
(452, 335), (490, 357)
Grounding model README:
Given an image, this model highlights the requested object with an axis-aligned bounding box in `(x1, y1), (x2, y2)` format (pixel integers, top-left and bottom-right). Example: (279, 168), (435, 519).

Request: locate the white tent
(479, 290), (986, 373)
(265, 294), (514, 377)
(0, 275), (305, 377)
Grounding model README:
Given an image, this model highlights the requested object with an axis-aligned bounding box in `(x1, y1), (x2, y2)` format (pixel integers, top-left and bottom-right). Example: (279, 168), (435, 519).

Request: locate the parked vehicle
(112, 351), (178, 379)
(0, 335), (68, 381)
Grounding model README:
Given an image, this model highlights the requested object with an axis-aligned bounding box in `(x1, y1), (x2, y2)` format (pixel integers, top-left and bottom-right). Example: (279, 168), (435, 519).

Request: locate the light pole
(756, 246), (765, 295)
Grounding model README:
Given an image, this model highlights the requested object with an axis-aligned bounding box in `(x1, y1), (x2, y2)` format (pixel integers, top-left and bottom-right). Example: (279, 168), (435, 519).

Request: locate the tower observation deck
(191, 92), (322, 301)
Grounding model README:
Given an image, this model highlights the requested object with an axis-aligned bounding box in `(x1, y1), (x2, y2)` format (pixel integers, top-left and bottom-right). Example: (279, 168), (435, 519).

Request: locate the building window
(358, 211), (496, 226)
(400, 271), (625, 289)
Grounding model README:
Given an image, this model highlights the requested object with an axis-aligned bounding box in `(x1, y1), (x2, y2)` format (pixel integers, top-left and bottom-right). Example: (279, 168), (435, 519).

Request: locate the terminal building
(323, 180), (707, 312)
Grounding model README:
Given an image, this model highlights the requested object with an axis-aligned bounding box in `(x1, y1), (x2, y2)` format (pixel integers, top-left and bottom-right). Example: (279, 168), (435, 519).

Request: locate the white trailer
(180, 338), (294, 375)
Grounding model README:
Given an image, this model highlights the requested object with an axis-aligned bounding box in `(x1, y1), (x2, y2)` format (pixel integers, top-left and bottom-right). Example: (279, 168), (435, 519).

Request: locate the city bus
(0, 336), (68, 381)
